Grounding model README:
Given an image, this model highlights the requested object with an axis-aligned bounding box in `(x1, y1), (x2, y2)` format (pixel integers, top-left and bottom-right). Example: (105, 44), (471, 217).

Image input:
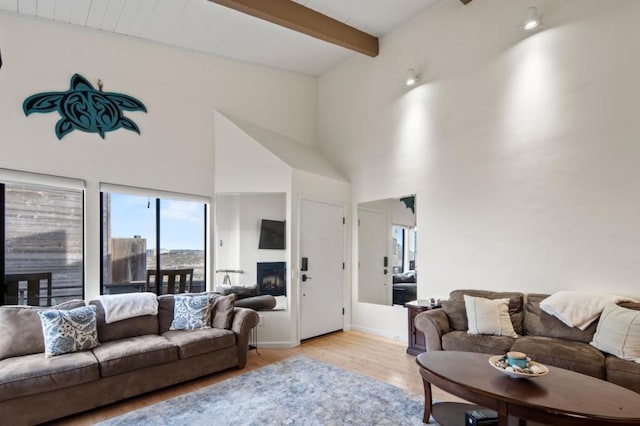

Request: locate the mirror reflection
(215, 192), (287, 311)
(358, 195), (416, 306)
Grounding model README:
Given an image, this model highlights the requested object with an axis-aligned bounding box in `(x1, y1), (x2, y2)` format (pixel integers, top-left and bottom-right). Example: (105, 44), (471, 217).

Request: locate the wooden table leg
(497, 400), (509, 426)
(422, 378), (433, 423)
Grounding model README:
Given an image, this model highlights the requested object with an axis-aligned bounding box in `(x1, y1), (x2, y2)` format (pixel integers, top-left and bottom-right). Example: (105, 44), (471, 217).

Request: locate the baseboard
(255, 340), (299, 348)
(350, 325), (408, 343)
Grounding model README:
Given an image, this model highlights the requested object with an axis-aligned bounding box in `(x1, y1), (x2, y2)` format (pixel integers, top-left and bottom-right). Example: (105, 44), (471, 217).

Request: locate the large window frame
(0, 169), (85, 306)
(99, 184), (209, 296)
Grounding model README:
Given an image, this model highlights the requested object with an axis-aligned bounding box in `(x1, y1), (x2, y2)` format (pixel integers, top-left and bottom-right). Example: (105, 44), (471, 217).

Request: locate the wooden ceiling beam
(209, 0), (379, 57)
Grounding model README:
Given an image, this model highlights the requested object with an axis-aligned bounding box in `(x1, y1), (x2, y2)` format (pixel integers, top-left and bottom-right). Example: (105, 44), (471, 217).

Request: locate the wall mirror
(358, 195), (416, 306)
(215, 192), (287, 311)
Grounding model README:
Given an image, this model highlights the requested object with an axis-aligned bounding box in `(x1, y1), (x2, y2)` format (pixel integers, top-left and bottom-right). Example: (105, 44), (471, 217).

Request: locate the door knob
(383, 269), (388, 275)
(302, 274), (312, 282)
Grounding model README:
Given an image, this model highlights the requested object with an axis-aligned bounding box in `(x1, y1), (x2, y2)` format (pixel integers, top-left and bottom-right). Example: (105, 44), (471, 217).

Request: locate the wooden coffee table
(416, 351), (640, 426)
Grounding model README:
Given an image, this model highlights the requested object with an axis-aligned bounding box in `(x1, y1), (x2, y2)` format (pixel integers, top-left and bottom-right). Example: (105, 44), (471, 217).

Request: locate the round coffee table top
(417, 351), (640, 424)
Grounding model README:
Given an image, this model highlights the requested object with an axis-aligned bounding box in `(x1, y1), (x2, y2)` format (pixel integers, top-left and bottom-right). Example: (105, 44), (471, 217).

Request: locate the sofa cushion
(441, 299), (468, 331)
(90, 300), (159, 343)
(449, 290), (524, 335)
(442, 330), (515, 355)
(38, 305), (99, 357)
(590, 303), (640, 363)
(511, 336), (605, 379)
(605, 355), (640, 394)
(162, 328), (236, 359)
(0, 300), (86, 361)
(212, 293), (236, 329)
(464, 295), (517, 338)
(524, 294), (598, 343)
(0, 351), (99, 402)
(91, 335), (178, 377)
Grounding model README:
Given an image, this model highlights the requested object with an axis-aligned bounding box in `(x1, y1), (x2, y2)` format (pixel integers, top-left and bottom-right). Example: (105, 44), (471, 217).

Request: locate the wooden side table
(405, 299), (440, 355)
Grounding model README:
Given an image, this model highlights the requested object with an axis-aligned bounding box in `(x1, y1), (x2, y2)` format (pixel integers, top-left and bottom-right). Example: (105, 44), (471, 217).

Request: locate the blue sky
(110, 193), (204, 250)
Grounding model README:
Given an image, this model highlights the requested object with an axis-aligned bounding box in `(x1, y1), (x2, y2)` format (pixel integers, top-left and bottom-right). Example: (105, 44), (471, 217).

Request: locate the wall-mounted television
(258, 219), (285, 249)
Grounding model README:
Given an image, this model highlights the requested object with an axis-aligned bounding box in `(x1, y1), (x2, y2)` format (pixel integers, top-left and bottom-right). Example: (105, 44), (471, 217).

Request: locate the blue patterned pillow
(170, 295), (212, 331)
(37, 305), (99, 357)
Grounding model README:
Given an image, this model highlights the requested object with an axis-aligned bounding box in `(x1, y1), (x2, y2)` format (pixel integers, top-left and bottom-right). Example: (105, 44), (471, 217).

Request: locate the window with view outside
(2, 182), (84, 306)
(408, 227), (416, 271)
(392, 225), (416, 274)
(101, 192), (206, 295)
(392, 225), (405, 273)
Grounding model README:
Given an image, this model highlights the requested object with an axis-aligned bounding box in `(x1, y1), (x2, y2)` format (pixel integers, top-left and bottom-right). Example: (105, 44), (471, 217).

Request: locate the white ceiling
(0, 0), (443, 76)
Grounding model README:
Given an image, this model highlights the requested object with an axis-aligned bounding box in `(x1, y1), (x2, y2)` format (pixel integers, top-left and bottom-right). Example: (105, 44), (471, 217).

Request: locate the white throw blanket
(97, 292), (159, 324)
(540, 291), (638, 330)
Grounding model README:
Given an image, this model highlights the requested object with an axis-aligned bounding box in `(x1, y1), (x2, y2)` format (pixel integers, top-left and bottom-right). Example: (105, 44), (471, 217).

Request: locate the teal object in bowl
(507, 354), (528, 369)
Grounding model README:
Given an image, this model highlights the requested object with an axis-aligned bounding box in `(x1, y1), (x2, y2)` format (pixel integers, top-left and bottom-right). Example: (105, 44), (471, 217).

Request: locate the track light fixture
(523, 6), (541, 31)
(405, 68), (421, 87)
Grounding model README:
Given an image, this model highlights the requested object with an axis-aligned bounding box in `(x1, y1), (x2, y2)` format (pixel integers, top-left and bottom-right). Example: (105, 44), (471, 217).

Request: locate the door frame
(357, 205), (393, 305)
(296, 196), (347, 342)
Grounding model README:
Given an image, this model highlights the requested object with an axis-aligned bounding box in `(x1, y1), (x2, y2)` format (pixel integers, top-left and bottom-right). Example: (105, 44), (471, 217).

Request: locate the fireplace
(256, 262), (286, 297)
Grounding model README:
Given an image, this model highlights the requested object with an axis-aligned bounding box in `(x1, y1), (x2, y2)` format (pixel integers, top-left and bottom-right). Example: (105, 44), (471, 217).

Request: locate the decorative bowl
(489, 355), (549, 379)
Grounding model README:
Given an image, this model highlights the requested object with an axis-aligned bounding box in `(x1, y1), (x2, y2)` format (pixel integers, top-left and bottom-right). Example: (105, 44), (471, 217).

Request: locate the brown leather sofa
(415, 289), (640, 393)
(0, 293), (259, 425)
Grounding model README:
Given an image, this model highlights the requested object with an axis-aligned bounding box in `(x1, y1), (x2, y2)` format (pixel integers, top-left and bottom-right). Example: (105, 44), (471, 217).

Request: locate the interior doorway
(299, 199), (345, 340)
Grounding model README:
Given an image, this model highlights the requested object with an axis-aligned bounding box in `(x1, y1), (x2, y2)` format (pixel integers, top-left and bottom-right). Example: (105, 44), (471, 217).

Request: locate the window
(100, 188), (207, 295)
(392, 225), (417, 274)
(1, 179), (84, 306)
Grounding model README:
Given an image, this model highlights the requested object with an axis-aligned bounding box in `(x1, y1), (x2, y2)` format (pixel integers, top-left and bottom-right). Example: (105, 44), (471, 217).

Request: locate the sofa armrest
(414, 308), (450, 352)
(231, 307), (259, 369)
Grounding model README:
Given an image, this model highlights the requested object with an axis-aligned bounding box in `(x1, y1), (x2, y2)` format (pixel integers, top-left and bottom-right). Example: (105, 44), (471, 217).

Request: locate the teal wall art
(23, 74), (147, 140)
(400, 195), (415, 214)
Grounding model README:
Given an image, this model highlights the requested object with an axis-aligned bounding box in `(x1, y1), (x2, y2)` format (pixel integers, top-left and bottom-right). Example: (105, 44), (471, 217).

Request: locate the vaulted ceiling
(0, 0), (447, 76)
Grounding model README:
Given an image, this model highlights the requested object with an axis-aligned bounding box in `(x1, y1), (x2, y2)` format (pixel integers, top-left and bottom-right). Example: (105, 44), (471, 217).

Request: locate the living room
(1, 0), (640, 424)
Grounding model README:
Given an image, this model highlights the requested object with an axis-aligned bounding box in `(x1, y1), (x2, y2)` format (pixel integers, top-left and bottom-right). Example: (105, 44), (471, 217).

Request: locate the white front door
(300, 199), (345, 340)
(358, 208), (391, 305)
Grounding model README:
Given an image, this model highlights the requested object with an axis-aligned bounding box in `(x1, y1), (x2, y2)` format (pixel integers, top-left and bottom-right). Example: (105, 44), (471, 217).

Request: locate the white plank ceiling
(0, 0), (443, 76)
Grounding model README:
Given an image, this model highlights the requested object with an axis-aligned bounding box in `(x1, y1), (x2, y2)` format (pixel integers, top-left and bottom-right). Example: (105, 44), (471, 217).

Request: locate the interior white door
(300, 199), (345, 340)
(358, 209), (391, 305)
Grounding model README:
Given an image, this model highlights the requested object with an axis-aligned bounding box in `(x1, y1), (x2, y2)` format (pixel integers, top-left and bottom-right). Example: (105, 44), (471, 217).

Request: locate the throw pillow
(464, 295), (518, 338)
(169, 295), (212, 331)
(440, 299), (468, 331)
(590, 303), (640, 363)
(37, 305), (99, 357)
(212, 293), (236, 329)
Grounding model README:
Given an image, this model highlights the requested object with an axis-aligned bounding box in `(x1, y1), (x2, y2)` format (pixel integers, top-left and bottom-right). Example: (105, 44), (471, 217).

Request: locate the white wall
(0, 12), (316, 301)
(214, 112), (293, 346)
(216, 193), (286, 286)
(319, 0), (640, 339)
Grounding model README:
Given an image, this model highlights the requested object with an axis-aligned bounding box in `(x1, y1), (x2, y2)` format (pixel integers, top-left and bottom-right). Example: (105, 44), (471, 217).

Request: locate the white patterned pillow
(37, 305), (99, 357)
(170, 295), (212, 331)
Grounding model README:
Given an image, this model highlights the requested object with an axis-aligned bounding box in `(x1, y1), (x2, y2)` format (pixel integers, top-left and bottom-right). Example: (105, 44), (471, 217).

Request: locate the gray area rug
(98, 355), (430, 425)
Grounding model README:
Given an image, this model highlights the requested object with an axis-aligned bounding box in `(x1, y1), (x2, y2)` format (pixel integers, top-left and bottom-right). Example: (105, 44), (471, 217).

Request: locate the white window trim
(0, 168), (85, 191)
(99, 183), (210, 204)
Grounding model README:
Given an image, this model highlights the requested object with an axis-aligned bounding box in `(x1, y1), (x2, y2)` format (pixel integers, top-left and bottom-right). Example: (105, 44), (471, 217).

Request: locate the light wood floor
(51, 330), (463, 425)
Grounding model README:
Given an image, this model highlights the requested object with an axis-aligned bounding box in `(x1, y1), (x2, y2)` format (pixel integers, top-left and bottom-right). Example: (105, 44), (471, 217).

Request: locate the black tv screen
(258, 219), (285, 249)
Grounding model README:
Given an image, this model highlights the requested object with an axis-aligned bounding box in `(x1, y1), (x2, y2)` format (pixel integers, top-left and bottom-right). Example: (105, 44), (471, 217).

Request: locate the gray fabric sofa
(415, 289), (640, 393)
(0, 293), (259, 426)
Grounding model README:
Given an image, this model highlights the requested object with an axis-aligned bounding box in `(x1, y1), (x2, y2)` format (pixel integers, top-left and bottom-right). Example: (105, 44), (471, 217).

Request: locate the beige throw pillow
(464, 295), (518, 338)
(212, 293), (236, 329)
(590, 303), (640, 363)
